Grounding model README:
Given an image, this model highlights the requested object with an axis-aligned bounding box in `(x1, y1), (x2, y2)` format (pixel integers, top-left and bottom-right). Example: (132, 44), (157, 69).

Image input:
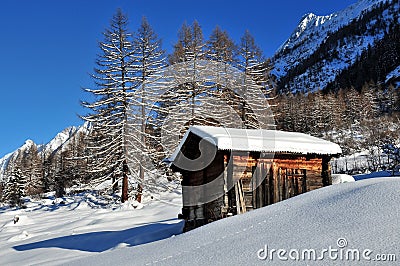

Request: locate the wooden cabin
(169, 126), (342, 231)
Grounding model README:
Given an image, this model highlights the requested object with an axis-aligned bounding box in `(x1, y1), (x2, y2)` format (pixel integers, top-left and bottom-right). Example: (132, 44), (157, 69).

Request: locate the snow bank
(354, 170), (400, 180)
(0, 190), (182, 265)
(332, 174), (355, 184)
(71, 178), (400, 265)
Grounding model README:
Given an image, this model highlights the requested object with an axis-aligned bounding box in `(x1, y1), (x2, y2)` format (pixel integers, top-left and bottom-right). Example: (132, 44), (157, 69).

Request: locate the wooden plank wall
(223, 154), (328, 215)
(178, 148), (331, 230)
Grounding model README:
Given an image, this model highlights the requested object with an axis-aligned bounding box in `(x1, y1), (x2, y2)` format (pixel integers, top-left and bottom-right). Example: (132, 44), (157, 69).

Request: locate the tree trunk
(121, 160), (129, 202)
(136, 166), (144, 203)
(112, 173), (118, 194)
(136, 182), (143, 203)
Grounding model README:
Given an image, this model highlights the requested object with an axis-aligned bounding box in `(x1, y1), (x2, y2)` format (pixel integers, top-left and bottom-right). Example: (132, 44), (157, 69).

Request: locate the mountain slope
(0, 140), (38, 181)
(0, 123), (90, 182)
(272, 0), (399, 93)
(0, 152), (14, 181)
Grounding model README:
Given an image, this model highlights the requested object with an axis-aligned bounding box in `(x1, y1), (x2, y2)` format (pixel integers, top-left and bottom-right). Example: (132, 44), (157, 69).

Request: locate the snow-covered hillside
(65, 177), (399, 265)
(1, 170), (399, 265)
(272, 0), (399, 92)
(0, 188), (183, 265)
(0, 152), (14, 181)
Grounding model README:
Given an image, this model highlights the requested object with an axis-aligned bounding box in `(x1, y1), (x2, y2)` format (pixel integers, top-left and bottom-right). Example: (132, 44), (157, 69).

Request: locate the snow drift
(69, 177), (400, 265)
(332, 174), (355, 184)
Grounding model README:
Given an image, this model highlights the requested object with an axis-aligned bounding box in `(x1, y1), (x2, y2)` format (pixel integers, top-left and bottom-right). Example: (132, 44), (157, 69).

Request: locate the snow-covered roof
(170, 126), (341, 161)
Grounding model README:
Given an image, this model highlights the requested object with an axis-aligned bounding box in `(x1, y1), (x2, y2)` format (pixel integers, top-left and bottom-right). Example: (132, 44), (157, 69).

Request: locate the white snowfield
(0, 190), (183, 266)
(1, 178), (399, 265)
(68, 178), (399, 266)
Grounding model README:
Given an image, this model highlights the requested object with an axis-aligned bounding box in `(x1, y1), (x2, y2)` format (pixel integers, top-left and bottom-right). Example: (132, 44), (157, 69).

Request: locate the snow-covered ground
(354, 170), (400, 180)
(332, 174), (355, 184)
(2, 176), (400, 265)
(331, 149), (395, 174)
(0, 189), (183, 265)
(69, 177), (400, 265)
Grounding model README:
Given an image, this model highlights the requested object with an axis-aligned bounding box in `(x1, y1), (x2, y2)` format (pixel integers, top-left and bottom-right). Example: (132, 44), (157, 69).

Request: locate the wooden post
(302, 169), (307, 193)
(294, 173), (299, 196)
(268, 165), (273, 205)
(273, 164), (279, 203)
(284, 169), (289, 199)
(322, 156), (332, 186)
(290, 169), (295, 197)
(263, 163), (269, 207)
(277, 167), (282, 202)
(227, 153), (234, 214)
(257, 165), (263, 208)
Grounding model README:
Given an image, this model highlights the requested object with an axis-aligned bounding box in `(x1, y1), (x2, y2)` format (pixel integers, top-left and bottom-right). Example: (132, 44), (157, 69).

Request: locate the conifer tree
(0, 181), (4, 203)
(238, 30), (272, 129)
(81, 9), (135, 202)
(23, 143), (44, 196)
(129, 16), (166, 202)
(168, 21), (209, 127)
(207, 26), (237, 64)
(3, 169), (26, 207)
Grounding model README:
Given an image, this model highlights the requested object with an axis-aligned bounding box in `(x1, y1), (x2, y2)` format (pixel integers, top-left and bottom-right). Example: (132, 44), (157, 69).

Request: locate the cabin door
(279, 168), (307, 200)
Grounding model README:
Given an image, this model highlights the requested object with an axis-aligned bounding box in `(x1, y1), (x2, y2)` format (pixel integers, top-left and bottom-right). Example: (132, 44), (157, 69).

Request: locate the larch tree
(81, 9), (135, 202)
(207, 26), (237, 64)
(22, 143), (43, 196)
(238, 30), (272, 129)
(169, 20), (206, 64)
(54, 150), (68, 198)
(206, 26), (240, 112)
(129, 16), (166, 202)
(72, 129), (90, 185)
(163, 23), (274, 156)
(168, 21), (208, 126)
(161, 21), (235, 156)
(169, 22), (192, 64)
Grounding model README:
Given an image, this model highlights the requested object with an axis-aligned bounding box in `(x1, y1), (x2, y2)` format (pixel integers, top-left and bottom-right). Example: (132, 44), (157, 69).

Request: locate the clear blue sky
(0, 0), (357, 157)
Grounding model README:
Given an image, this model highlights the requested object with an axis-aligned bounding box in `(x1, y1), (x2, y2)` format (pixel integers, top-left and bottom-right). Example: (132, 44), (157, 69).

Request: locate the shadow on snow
(13, 219), (184, 253)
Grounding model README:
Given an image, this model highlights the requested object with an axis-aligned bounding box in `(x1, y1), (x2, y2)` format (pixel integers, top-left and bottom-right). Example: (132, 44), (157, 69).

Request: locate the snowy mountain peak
(43, 126), (78, 153)
(279, 12), (333, 53)
(23, 139), (35, 147)
(296, 12), (332, 36)
(276, 0), (389, 60)
(0, 124), (89, 181)
(16, 139), (38, 154)
(294, 13), (317, 37)
(0, 140), (38, 181)
(272, 0), (398, 93)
